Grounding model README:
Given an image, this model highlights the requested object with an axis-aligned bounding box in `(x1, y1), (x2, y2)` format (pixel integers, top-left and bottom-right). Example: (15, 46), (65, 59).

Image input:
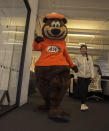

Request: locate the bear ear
(43, 17), (48, 23)
(62, 18), (67, 24)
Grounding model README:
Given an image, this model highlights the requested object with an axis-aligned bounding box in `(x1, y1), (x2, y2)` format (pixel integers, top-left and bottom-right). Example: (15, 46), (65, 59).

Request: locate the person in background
(74, 45), (94, 111)
(94, 64), (102, 76)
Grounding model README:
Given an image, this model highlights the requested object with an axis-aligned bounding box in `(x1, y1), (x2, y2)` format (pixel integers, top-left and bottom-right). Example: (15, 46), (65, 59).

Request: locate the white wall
(19, 0), (39, 106)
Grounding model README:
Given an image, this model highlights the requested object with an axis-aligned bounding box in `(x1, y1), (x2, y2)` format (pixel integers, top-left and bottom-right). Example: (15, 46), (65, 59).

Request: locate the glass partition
(0, 0), (28, 115)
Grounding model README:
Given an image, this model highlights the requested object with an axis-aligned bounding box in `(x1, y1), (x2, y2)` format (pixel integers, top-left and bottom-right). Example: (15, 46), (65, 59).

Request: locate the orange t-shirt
(32, 38), (75, 68)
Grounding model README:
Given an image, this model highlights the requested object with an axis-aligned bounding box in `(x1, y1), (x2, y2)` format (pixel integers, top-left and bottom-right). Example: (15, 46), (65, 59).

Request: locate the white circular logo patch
(47, 46), (61, 53)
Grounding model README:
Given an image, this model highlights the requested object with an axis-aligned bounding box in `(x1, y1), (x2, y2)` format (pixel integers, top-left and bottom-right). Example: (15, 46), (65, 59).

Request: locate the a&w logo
(47, 46), (61, 53)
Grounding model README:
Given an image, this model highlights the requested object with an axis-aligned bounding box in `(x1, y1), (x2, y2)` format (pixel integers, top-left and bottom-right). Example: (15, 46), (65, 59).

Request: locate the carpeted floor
(0, 92), (109, 131)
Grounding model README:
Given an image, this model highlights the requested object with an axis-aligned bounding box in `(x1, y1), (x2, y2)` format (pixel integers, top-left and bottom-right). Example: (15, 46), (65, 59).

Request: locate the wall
(19, 0), (39, 106)
(94, 55), (109, 76)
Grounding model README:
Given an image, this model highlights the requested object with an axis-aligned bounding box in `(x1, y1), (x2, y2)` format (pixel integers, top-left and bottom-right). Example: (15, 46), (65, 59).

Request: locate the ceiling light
(67, 45), (94, 49)
(67, 45), (80, 48)
(2, 31), (24, 34)
(4, 42), (22, 45)
(79, 43), (86, 45)
(67, 33), (95, 37)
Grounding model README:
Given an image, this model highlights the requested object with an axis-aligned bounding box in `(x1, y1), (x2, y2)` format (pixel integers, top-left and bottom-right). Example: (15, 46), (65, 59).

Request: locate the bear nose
(51, 29), (60, 35)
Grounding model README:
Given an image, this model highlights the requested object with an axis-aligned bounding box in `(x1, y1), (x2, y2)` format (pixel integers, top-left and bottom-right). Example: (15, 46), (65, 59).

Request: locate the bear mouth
(47, 30), (65, 38)
(43, 26), (67, 40)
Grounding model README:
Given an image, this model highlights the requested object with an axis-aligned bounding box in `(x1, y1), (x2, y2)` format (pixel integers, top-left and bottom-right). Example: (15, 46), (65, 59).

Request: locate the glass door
(0, 0), (29, 115)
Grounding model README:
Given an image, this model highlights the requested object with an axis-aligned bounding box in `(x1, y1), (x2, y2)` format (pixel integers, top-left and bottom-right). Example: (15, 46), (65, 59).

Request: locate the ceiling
(0, 0), (109, 58)
(0, 0), (25, 8)
(0, 0), (27, 44)
(38, 0), (109, 21)
(0, 0), (27, 26)
(37, 0), (109, 58)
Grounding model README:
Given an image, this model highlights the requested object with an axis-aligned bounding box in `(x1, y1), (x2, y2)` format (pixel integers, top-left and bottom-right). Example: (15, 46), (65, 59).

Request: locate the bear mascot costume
(32, 13), (78, 121)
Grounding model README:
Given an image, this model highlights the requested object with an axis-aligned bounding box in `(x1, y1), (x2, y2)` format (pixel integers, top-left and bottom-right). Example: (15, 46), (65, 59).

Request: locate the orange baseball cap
(45, 13), (65, 19)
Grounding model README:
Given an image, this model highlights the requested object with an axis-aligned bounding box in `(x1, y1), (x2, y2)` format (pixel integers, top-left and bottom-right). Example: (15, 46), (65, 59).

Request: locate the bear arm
(63, 47), (75, 68)
(32, 41), (42, 51)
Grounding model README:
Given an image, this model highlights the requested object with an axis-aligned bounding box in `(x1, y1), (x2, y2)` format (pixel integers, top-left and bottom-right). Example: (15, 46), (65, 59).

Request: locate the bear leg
(48, 76), (71, 121)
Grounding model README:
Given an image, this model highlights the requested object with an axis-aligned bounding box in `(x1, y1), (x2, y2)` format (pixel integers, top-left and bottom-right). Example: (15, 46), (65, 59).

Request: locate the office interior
(0, 0), (109, 119)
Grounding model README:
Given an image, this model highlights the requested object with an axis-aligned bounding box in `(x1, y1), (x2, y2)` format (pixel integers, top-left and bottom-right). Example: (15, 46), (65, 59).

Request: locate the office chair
(87, 75), (104, 102)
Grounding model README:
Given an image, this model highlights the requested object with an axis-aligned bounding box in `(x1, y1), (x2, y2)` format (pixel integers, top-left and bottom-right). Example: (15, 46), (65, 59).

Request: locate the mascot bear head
(42, 13), (68, 40)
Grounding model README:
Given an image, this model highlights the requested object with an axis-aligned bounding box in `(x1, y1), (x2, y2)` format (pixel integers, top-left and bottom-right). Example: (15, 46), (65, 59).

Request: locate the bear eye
(51, 21), (56, 27)
(55, 22), (60, 27)
(51, 21), (60, 27)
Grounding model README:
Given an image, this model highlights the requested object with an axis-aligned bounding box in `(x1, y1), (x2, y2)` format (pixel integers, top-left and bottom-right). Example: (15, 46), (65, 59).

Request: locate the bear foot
(48, 108), (70, 122)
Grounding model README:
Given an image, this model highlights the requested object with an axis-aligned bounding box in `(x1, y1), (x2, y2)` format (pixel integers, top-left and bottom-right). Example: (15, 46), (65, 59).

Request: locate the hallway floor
(0, 92), (109, 131)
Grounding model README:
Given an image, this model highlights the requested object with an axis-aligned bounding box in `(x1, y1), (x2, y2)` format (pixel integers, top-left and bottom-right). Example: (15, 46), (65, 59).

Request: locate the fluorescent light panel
(66, 45), (94, 49)
(2, 31), (24, 34)
(67, 33), (95, 37)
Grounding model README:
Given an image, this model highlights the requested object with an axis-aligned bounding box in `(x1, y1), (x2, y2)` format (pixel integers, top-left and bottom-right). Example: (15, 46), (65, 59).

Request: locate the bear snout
(51, 29), (60, 35)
